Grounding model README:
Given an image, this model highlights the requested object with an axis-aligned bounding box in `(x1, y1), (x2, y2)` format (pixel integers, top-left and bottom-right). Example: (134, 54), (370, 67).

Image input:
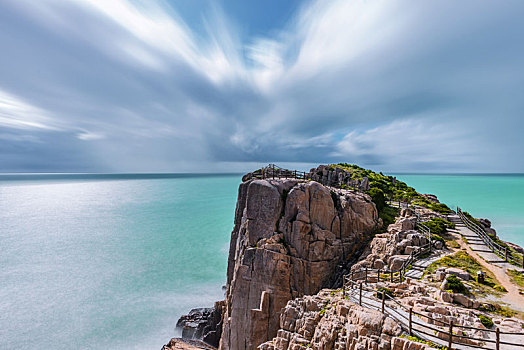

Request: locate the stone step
(471, 248), (493, 253)
(486, 259), (507, 264)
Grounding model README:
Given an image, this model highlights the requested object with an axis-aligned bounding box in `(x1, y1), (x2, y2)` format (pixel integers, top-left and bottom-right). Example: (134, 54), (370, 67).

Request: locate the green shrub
(446, 275), (468, 294)
(431, 234), (446, 246)
(379, 206), (399, 229)
(368, 188), (385, 211)
(429, 202), (452, 214)
(494, 285), (507, 293)
(375, 287), (394, 299)
(478, 314), (494, 328)
(400, 335), (446, 349)
(425, 217), (455, 236)
(507, 269), (524, 288)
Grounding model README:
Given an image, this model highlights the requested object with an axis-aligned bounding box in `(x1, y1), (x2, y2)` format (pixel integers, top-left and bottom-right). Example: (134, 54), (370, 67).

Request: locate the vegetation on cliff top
(330, 163), (452, 214)
(327, 163), (452, 229)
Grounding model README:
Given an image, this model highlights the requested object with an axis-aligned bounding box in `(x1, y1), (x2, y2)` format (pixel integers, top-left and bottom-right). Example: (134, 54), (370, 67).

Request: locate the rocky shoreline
(165, 164), (524, 350)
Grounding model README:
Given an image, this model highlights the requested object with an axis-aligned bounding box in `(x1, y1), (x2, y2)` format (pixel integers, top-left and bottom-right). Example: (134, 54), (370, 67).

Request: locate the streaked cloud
(0, 89), (60, 131)
(0, 0), (523, 172)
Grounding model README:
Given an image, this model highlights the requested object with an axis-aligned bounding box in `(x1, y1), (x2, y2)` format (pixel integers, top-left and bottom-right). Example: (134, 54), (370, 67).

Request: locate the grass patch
(487, 304), (524, 321)
(375, 287), (394, 299)
(507, 269), (524, 288)
(426, 251), (505, 296)
(447, 240), (460, 249)
(400, 335), (446, 349)
(478, 314), (494, 328)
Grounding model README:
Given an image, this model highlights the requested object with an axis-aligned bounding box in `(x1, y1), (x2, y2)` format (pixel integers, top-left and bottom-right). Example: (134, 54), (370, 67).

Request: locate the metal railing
(251, 164), (309, 181)
(250, 164), (366, 192)
(340, 208), (524, 349)
(457, 207), (524, 268)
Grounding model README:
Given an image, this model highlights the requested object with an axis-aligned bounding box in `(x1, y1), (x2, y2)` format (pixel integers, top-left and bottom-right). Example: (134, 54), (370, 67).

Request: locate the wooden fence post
(448, 321), (453, 350)
(429, 228), (432, 253)
(381, 291), (385, 313)
(359, 282), (363, 306)
(390, 270), (393, 282)
(409, 308), (413, 336)
(496, 327), (500, 350)
(505, 247), (508, 262)
(365, 267), (368, 284)
(377, 268), (381, 282)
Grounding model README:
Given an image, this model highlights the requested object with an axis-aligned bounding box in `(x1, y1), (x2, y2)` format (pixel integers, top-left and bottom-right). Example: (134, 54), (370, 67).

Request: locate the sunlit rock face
(219, 179), (380, 349)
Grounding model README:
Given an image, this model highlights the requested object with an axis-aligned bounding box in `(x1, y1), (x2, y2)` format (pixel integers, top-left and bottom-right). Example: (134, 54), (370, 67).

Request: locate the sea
(1, 173), (523, 349)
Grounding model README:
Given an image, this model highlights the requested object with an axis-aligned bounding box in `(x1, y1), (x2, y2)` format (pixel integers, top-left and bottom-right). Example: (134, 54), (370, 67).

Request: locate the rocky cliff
(219, 178), (380, 349)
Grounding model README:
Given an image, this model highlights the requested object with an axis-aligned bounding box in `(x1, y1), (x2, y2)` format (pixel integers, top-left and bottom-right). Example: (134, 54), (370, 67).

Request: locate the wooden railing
(457, 207), (524, 268)
(342, 278), (524, 349)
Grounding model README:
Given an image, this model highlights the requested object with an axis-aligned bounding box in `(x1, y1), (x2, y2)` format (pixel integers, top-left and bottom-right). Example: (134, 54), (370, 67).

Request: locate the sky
(0, 0), (523, 173)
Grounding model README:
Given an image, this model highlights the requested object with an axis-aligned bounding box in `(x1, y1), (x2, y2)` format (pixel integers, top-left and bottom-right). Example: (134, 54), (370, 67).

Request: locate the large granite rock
(219, 179), (380, 349)
(351, 212), (433, 273)
(258, 290), (404, 350)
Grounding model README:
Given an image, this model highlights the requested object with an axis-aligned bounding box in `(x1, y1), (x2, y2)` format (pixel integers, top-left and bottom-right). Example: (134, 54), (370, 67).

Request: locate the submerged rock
(176, 301), (224, 348)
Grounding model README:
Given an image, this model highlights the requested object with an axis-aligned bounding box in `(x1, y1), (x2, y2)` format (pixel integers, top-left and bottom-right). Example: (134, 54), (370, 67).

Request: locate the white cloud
(0, 0), (523, 172)
(76, 131), (105, 141)
(0, 89), (60, 131)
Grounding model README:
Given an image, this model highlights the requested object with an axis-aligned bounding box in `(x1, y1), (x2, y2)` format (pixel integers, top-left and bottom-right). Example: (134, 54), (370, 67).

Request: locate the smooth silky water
(0, 174), (240, 349)
(1, 173), (523, 349)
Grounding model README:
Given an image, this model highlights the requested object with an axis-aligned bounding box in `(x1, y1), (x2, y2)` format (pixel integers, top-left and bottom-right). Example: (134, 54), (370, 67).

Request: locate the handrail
(457, 207), (524, 268)
(343, 273), (524, 349)
(342, 208), (523, 349)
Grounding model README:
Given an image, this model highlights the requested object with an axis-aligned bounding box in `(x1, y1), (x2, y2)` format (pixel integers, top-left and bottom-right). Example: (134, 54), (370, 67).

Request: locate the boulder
(435, 289), (453, 303)
(373, 259), (385, 269)
(404, 246), (419, 255)
(389, 255), (409, 271)
(446, 268), (471, 281)
(453, 293), (480, 309)
(435, 268), (447, 281)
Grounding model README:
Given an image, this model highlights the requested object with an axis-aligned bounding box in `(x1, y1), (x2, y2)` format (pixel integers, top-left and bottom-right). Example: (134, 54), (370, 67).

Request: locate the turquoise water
(395, 174), (524, 248)
(0, 174), (240, 350)
(2, 173), (524, 350)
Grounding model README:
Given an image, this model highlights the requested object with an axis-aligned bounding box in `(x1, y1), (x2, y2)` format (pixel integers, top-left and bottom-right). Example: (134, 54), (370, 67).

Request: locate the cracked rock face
(258, 290), (404, 350)
(219, 179), (380, 349)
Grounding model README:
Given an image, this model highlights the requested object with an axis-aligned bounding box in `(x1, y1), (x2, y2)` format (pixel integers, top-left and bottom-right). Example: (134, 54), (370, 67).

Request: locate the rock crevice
(219, 179), (380, 349)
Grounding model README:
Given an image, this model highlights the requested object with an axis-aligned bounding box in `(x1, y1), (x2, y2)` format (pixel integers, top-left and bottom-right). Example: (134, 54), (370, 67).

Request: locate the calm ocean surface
(1, 173), (523, 349)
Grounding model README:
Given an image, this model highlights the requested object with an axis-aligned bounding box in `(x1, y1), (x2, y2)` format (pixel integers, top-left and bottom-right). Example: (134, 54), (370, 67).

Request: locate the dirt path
(447, 229), (524, 312)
